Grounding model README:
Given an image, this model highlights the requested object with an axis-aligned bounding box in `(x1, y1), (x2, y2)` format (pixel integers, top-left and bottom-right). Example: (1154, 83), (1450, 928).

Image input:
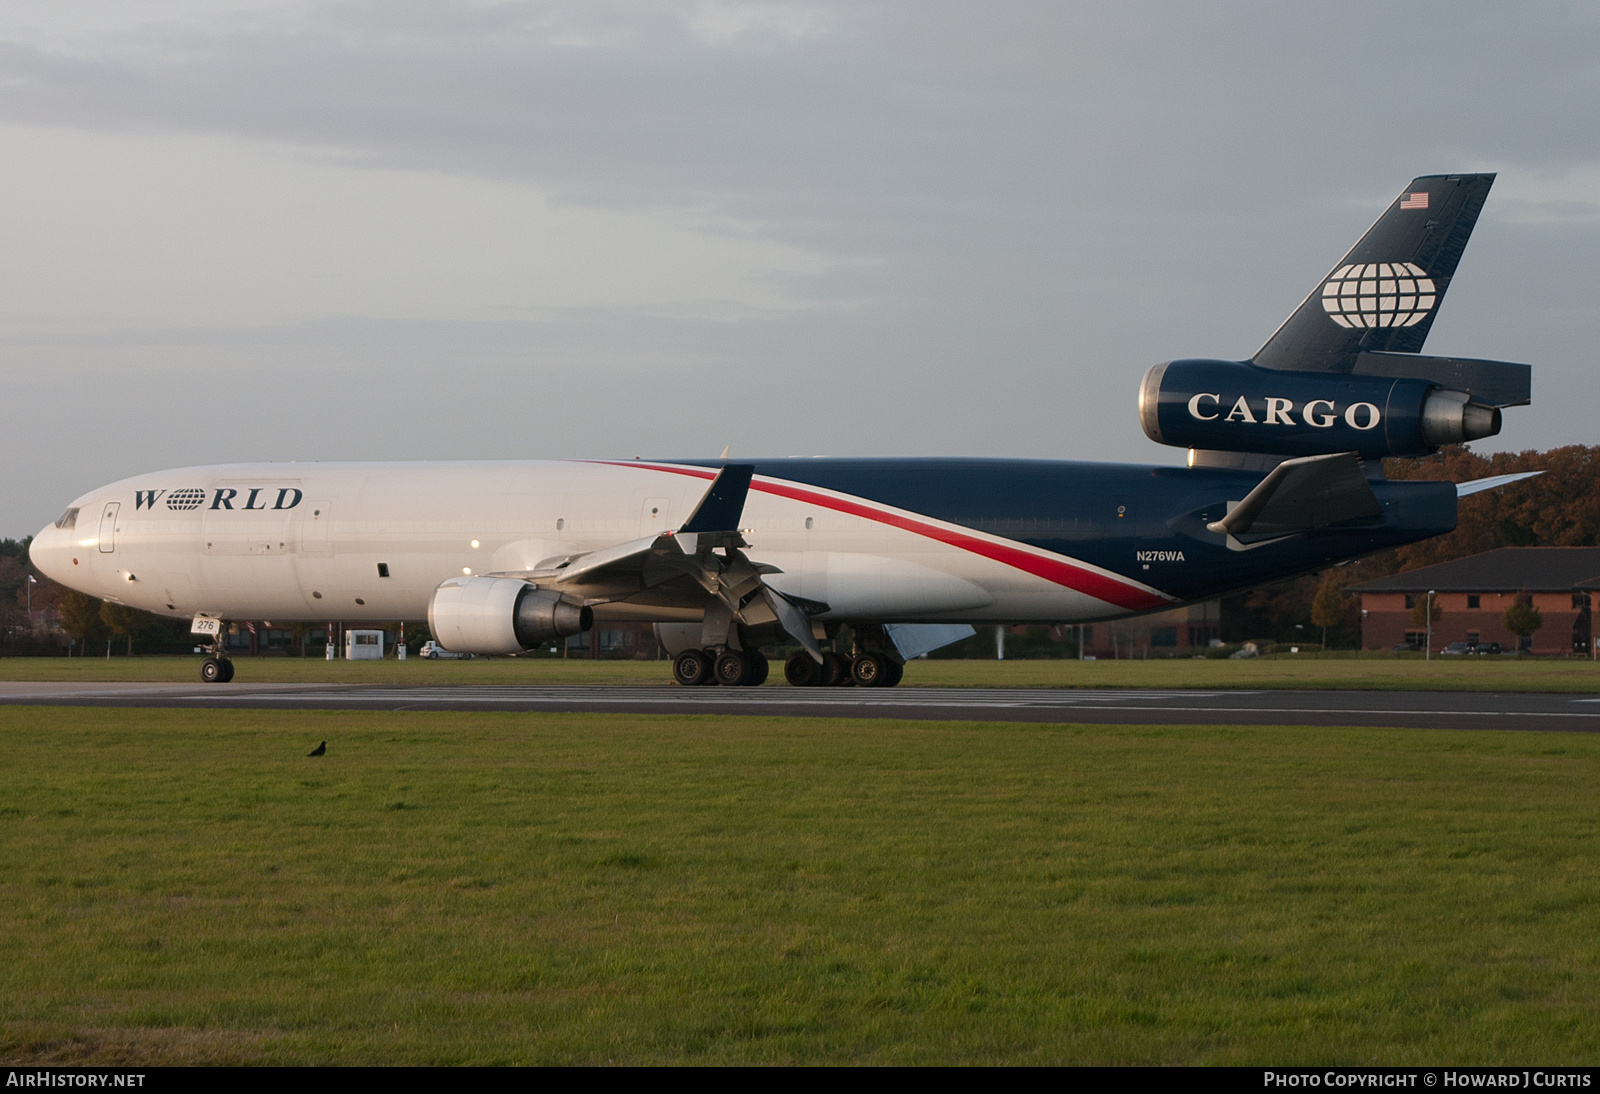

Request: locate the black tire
(784, 651), (820, 687)
(819, 652), (848, 687)
(882, 658), (904, 687)
(747, 654), (770, 686)
(714, 650), (749, 686)
(200, 656), (224, 684)
(673, 649), (712, 687)
(219, 658), (235, 683)
(851, 653), (886, 687)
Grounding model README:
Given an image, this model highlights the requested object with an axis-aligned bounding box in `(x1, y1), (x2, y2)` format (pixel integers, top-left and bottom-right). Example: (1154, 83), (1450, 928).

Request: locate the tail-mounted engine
(1138, 357), (1523, 460)
(427, 576), (593, 655)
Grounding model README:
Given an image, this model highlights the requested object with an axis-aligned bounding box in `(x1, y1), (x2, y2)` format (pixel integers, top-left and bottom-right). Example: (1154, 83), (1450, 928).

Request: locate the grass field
(4, 653), (1600, 692)
(3, 707), (1600, 1064)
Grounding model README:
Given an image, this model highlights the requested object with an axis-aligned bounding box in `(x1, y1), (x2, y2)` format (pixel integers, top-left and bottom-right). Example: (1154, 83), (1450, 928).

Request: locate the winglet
(679, 464), (755, 533)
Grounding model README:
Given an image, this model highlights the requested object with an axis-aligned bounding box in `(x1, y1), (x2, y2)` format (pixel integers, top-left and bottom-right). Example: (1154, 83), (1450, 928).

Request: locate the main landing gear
(673, 648), (769, 687)
(782, 649), (904, 688)
(665, 621), (905, 689)
(672, 646), (904, 688)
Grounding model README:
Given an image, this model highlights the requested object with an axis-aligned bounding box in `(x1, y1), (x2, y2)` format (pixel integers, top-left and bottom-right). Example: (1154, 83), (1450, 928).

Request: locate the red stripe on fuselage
(586, 460), (1171, 612)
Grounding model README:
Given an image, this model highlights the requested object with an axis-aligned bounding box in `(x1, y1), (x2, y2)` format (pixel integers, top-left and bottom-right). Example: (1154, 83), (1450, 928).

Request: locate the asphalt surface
(4, 681), (1600, 730)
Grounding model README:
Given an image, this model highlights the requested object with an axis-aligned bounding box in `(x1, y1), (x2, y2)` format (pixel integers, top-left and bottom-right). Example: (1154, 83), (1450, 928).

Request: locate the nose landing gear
(198, 628), (235, 683)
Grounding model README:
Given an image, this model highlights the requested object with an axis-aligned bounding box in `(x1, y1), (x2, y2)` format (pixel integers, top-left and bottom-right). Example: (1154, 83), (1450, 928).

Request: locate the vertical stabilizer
(1253, 174), (1494, 372)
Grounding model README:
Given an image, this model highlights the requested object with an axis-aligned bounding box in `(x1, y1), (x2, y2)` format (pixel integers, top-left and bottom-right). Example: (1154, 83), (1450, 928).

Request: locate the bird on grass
(307, 741), (326, 757)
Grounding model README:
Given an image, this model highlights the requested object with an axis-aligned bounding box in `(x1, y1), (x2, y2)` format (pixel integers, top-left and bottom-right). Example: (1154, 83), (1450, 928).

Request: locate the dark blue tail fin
(1253, 174), (1494, 372)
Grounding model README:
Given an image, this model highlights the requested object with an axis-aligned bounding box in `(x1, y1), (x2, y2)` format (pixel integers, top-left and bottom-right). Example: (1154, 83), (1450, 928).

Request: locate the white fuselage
(29, 460), (1167, 626)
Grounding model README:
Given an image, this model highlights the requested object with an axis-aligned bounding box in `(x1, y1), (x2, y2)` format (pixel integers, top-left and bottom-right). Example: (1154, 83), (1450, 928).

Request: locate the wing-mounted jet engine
(427, 578), (593, 656)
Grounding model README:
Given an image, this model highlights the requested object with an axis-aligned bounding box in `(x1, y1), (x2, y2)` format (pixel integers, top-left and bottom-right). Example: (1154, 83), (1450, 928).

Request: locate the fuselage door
(299, 500), (334, 556)
(97, 502), (119, 553)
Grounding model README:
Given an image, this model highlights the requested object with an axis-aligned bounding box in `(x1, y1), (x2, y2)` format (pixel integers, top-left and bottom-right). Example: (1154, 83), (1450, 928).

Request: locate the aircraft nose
(28, 518), (75, 585)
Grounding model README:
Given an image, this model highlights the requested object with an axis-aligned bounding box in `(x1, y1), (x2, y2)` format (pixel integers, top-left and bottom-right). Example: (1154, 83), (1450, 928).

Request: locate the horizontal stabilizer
(1207, 452), (1382, 538)
(1456, 471), (1543, 498)
(679, 464), (754, 533)
(1352, 352), (1530, 407)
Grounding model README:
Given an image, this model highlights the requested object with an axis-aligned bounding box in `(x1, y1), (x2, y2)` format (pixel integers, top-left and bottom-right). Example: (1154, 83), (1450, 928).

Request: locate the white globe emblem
(1320, 262), (1436, 329)
(166, 487), (205, 510)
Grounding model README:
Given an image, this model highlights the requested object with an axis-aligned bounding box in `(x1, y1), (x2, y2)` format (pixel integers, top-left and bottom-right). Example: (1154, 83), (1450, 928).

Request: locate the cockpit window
(54, 507), (78, 530)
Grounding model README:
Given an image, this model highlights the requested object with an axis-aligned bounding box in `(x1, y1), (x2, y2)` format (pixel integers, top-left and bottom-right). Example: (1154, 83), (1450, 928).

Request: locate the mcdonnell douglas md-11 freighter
(31, 174), (1541, 687)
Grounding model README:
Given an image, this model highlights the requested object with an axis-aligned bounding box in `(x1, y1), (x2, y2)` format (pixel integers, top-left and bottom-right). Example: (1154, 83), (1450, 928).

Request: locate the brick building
(1347, 547), (1599, 655)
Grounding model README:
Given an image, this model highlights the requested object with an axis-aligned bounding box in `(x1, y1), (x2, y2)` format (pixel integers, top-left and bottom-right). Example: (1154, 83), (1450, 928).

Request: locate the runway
(5, 681), (1600, 730)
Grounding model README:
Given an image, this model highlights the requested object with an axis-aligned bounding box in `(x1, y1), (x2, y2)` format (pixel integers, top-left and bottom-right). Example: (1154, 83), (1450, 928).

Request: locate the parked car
(1471, 641), (1505, 655)
(418, 641), (473, 660)
(1392, 643), (1419, 653)
(1441, 642), (1473, 655)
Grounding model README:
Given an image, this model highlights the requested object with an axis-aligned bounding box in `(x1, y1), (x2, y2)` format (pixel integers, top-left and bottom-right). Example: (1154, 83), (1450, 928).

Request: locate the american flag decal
(1399, 191), (1429, 210)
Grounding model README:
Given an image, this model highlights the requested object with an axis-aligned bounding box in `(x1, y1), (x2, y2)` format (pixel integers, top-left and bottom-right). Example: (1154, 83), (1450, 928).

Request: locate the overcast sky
(2, 1), (1597, 536)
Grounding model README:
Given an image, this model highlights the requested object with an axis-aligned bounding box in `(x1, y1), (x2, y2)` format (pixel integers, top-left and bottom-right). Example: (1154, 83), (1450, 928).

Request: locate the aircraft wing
(545, 534), (663, 586)
(491, 463), (824, 660)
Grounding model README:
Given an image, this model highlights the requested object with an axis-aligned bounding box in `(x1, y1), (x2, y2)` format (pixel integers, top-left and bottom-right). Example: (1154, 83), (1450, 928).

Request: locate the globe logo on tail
(1320, 262), (1436, 329)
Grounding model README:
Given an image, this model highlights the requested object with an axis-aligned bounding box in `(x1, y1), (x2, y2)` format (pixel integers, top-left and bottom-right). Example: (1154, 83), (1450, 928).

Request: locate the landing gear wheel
(851, 653), (887, 687)
(747, 653), (769, 686)
(714, 650), (751, 686)
(673, 649), (713, 687)
(819, 652), (849, 687)
(200, 656), (225, 684)
(219, 658), (235, 683)
(882, 658), (904, 688)
(784, 651), (821, 687)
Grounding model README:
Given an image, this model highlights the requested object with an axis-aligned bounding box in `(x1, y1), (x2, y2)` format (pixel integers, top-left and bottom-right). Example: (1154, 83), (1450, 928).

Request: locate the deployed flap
(884, 623), (976, 661)
(762, 583), (823, 662)
(679, 464), (755, 533)
(1206, 452), (1382, 537)
(1456, 471), (1543, 498)
(1254, 174), (1494, 372)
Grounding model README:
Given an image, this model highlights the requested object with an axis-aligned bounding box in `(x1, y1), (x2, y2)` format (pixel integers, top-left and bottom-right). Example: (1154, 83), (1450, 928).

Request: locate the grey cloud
(1, 0), (1597, 534)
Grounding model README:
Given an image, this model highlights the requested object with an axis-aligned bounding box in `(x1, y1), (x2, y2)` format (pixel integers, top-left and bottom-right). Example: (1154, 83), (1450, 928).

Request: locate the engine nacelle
(427, 576), (593, 655)
(1138, 359), (1501, 459)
